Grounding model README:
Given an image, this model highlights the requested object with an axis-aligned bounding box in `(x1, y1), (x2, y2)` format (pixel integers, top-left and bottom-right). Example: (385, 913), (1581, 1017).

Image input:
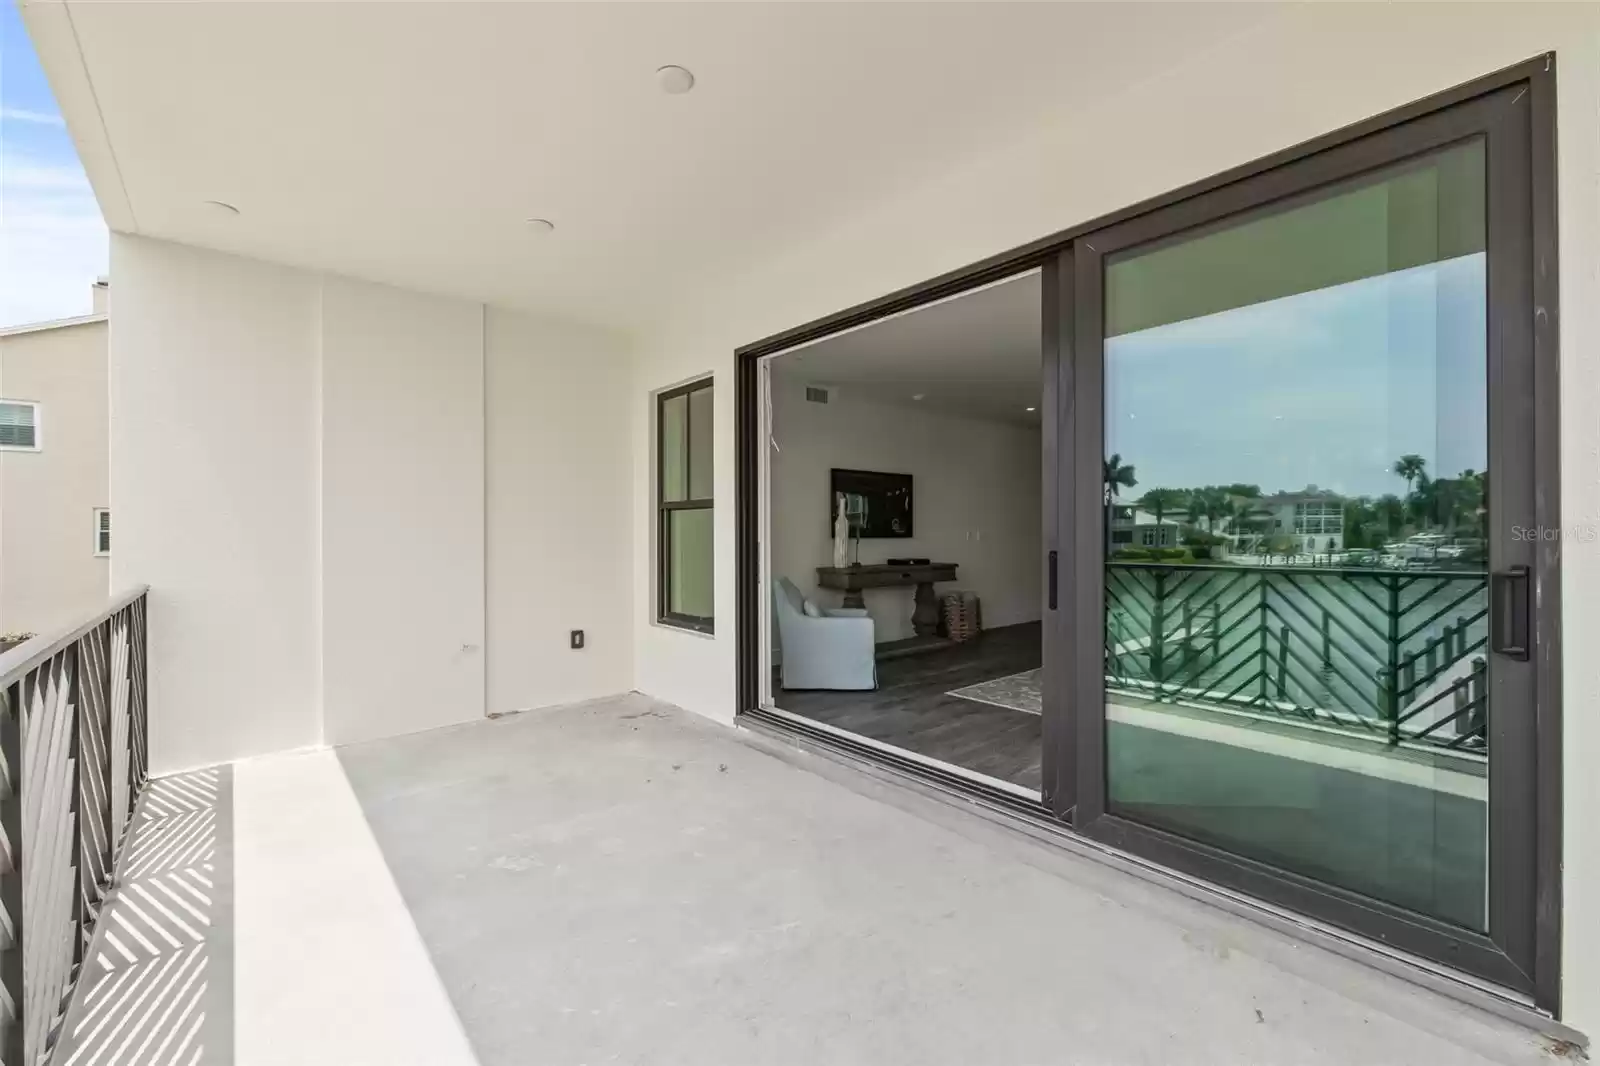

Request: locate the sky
(0, 3), (108, 328)
(1106, 253), (1488, 501)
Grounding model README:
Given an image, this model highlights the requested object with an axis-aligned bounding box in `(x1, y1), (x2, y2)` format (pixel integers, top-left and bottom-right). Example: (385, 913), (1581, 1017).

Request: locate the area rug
(948, 668), (1042, 715)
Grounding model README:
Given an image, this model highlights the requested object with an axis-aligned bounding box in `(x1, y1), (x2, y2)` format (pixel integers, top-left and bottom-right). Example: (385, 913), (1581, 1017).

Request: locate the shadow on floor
(54, 768), (235, 1066)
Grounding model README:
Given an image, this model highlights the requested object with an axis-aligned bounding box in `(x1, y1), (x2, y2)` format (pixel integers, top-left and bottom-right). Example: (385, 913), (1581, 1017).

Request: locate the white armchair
(773, 577), (877, 691)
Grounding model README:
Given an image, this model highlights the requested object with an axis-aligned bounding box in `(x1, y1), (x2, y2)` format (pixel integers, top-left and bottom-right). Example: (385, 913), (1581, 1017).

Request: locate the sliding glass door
(731, 56), (1558, 1011)
(1054, 83), (1552, 996)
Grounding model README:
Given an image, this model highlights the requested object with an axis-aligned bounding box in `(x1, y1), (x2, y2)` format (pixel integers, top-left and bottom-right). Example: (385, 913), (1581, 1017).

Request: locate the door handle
(1491, 565), (1530, 661)
(1048, 550), (1059, 610)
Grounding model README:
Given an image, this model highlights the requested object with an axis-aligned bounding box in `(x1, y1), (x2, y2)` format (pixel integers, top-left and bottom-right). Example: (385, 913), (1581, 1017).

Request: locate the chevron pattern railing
(0, 589), (150, 1065)
(1106, 563), (1488, 751)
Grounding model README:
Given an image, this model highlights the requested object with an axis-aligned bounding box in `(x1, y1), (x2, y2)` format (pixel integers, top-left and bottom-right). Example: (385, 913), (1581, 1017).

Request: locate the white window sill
(650, 620), (716, 641)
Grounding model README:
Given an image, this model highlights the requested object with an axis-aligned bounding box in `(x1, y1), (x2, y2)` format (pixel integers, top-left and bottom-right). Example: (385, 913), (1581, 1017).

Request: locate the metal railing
(1105, 563), (1487, 752)
(0, 589), (149, 1065)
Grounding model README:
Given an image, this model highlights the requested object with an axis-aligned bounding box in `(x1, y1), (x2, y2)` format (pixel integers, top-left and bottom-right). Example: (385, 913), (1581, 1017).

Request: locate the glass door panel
(1100, 141), (1491, 929)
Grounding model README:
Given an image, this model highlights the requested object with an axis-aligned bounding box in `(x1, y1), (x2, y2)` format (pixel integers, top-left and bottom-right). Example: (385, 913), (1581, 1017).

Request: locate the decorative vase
(832, 493), (850, 568)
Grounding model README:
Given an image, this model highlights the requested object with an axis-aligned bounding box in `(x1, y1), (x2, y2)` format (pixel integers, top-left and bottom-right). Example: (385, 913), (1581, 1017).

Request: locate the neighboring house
(0, 280), (110, 636)
(1243, 490), (1346, 554)
(1107, 505), (1182, 551)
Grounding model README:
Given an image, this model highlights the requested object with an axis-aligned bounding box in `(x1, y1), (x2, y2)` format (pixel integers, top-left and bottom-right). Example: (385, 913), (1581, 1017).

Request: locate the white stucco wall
(113, 236), (634, 770)
(485, 307), (633, 714)
(320, 277), (486, 746)
(111, 235), (323, 773)
(624, 4), (1600, 1028)
(0, 318), (110, 635)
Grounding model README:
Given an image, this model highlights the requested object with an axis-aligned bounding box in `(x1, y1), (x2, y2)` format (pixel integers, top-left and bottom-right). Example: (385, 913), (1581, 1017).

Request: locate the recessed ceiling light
(525, 218), (555, 234)
(912, 393), (925, 401)
(1026, 406), (1037, 412)
(657, 65), (696, 95)
(203, 200), (239, 215)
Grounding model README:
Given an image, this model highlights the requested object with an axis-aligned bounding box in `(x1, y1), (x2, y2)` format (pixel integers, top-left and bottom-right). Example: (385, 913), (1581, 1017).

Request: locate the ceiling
(23, 2), (1274, 330)
(772, 271), (1041, 427)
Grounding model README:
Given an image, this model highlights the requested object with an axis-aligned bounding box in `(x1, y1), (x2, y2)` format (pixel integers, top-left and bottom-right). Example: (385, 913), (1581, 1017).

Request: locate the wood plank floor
(775, 622), (1042, 792)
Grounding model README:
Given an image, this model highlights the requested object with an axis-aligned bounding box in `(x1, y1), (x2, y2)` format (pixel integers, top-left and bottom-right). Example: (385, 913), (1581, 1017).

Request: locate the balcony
(1105, 561), (1489, 749)
(0, 596), (1569, 1065)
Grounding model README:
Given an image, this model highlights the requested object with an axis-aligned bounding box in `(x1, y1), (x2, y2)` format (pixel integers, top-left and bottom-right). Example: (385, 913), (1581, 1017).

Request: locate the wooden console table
(816, 563), (959, 648)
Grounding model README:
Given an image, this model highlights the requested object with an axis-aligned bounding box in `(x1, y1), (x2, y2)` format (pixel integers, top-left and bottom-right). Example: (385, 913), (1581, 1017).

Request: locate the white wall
(0, 319), (110, 634)
(624, 5), (1600, 1028)
(485, 308), (632, 714)
(320, 278), (485, 746)
(114, 236), (634, 769)
(630, 367), (728, 721)
(111, 235), (323, 772)
(771, 383), (1041, 642)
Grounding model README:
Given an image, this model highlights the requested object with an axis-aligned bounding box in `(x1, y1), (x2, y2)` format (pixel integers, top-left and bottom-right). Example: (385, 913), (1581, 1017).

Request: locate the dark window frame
(733, 55), (1560, 1015)
(657, 377), (714, 633)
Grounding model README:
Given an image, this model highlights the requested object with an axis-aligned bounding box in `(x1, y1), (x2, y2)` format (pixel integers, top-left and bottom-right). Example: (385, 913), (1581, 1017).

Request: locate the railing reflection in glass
(1102, 138), (1490, 930)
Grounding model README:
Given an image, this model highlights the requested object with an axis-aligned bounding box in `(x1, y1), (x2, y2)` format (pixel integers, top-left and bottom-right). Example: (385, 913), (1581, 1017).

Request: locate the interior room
(762, 273), (1044, 793)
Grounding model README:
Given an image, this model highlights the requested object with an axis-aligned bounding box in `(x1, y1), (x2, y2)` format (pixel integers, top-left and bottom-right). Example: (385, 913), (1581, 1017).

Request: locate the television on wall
(830, 468), (913, 539)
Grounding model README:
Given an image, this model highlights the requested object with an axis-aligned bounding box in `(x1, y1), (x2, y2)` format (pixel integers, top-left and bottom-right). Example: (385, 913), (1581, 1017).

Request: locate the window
(93, 508), (111, 557)
(0, 401), (40, 450)
(657, 378), (713, 631)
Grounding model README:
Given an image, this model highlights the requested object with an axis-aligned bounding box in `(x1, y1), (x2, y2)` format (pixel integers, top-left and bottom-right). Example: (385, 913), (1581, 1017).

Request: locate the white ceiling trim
(756, 267), (1042, 367)
(20, 1), (137, 232)
(0, 312), (107, 337)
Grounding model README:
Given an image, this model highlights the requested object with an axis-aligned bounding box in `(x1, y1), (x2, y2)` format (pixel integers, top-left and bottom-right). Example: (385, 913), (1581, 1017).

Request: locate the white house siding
(112, 236), (635, 771)
(622, 5), (1600, 1029)
(0, 318), (110, 634)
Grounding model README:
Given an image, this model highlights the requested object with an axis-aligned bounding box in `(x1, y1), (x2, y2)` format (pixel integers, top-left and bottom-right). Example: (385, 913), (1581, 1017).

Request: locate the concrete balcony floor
(60, 694), (1560, 1065)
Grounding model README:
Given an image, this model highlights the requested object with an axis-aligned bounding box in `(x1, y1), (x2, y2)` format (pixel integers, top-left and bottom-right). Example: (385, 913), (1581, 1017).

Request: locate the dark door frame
(732, 54), (1560, 1013)
(1064, 81), (1552, 1002)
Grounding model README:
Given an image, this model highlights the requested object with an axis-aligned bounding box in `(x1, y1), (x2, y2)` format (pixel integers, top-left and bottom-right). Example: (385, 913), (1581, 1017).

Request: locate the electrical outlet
(570, 629), (585, 650)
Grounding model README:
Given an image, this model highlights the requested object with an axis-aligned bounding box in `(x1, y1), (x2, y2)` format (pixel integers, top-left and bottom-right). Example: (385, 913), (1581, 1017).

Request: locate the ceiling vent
(804, 385), (832, 405)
